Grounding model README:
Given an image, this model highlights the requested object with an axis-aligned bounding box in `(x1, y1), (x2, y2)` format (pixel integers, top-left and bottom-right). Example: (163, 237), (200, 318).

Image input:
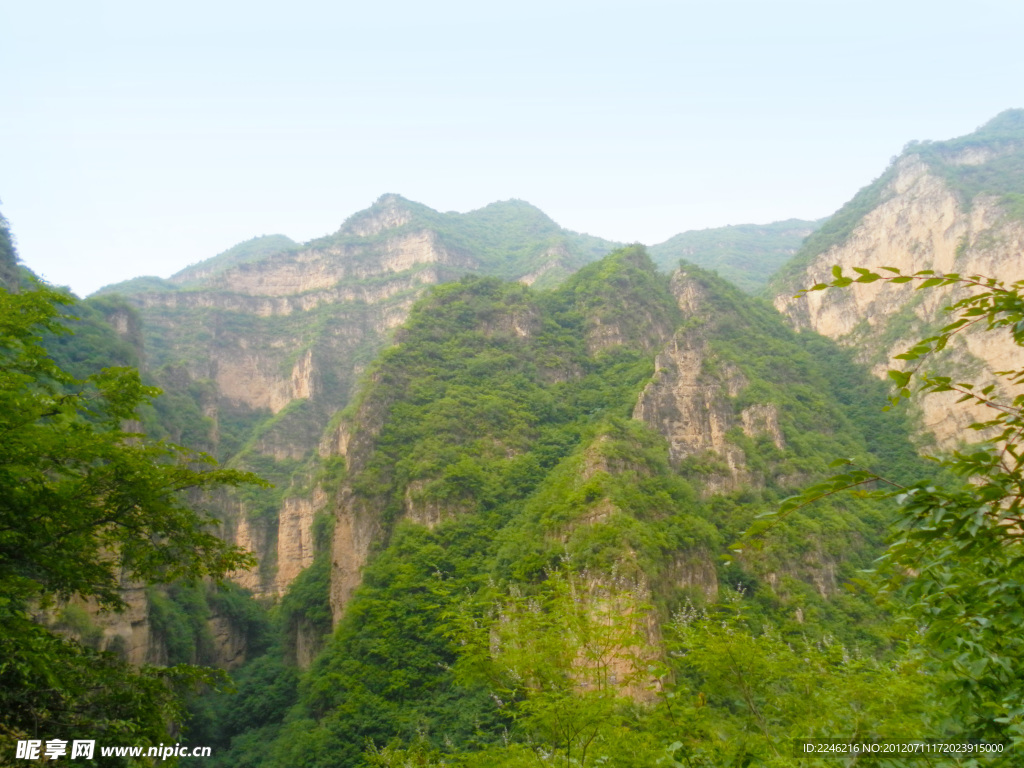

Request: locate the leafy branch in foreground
(763, 266), (1024, 756)
(797, 266), (1024, 411)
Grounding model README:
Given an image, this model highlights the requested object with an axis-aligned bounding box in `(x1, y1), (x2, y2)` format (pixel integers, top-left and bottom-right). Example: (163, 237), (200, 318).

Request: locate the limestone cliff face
(774, 151), (1024, 450)
(101, 195), (621, 604)
(328, 486), (383, 626)
(230, 488), (326, 598)
(518, 244), (578, 288)
(324, 379), (459, 622)
(87, 586), (154, 666)
(43, 582), (251, 670)
(190, 230), (476, 299)
(633, 272), (785, 494)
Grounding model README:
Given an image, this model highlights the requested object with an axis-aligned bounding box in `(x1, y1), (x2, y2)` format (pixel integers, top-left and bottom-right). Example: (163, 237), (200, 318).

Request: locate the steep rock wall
(633, 273), (784, 494)
(774, 154), (1024, 450)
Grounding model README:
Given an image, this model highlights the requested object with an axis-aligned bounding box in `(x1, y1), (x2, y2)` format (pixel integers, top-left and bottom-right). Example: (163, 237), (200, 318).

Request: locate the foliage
(279, 531), (333, 659)
(44, 293), (142, 378)
(343, 253), (671, 533)
(261, 523), (508, 768)
(0, 281), (263, 753)
(168, 246), (935, 767)
(662, 590), (936, 767)
(769, 264), (1024, 756)
(446, 563), (661, 767)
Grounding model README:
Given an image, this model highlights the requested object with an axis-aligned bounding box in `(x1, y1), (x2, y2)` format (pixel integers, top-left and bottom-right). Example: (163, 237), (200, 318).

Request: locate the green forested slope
(87, 199), (823, 604)
(188, 247), (936, 767)
(648, 219), (819, 294)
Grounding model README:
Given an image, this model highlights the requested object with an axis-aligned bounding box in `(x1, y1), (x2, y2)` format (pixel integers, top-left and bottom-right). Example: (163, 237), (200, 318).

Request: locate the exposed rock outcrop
(774, 149), (1024, 450)
(99, 197), (622, 607)
(632, 272), (782, 494)
(329, 487), (382, 626)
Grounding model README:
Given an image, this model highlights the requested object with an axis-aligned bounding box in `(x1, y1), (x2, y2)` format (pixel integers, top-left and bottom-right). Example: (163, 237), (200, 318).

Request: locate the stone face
(774, 152), (1024, 450)
(329, 487), (382, 626)
(633, 333), (743, 466)
(93, 586), (155, 666)
(275, 488), (325, 591)
(208, 612), (248, 669)
(632, 275), (752, 494)
(666, 551), (719, 601)
(98, 197), (622, 607)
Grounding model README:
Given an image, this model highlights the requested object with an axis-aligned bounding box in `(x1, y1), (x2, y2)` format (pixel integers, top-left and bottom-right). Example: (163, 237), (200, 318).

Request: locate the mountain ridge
(772, 109), (1024, 451)
(96, 195), (817, 299)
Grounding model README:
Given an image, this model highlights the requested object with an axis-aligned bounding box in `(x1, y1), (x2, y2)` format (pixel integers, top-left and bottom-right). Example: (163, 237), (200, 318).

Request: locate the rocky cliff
(318, 247), (918, 632)
(99, 195), (622, 600)
(94, 195), (832, 605)
(634, 272), (785, 496)
(774, 111), (1024, 451)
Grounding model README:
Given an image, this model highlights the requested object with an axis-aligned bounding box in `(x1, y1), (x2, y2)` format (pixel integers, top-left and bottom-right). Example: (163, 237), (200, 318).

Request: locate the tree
(764, 266), (1024, 758)
(0, 283), (262, 755)
(445, 563), (659, 767)
(663, 590), (935, 767)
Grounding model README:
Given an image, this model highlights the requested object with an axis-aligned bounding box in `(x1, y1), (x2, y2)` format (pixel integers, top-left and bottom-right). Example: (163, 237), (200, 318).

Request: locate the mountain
(177, 245), (929, 766)
(94, 195), (623, 599)
(96, 194), (813, 601)
(3, 185), (969, 762)
(321, 245), (922, 622)
(648, 218), (820, 294)
(773, 109), (1024, 450)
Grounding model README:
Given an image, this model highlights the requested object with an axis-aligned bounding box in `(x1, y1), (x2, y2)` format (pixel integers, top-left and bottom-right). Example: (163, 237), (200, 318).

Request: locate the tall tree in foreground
(0, 281), (261, 759)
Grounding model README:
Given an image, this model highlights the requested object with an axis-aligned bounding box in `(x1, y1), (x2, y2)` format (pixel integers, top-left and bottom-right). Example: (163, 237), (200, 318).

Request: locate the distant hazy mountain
(649, 219), (820, 294)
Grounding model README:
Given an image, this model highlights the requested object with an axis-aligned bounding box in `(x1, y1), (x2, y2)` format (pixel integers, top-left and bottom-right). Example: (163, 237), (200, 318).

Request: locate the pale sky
(3, 0), (1023, 297)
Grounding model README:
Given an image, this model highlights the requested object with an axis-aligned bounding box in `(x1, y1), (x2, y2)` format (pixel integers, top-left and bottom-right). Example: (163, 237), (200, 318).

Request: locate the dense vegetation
(178, 247), (961, 767)
(0, 281), (263, 763)
(89, 195), (828, 564)
(10, 160), (1022, 763)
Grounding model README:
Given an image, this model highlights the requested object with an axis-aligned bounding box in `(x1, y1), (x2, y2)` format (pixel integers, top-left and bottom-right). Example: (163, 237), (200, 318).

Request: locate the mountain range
(7, 109), (1024, 766)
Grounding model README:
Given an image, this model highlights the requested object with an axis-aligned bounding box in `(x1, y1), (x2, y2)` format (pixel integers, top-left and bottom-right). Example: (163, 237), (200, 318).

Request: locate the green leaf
(888, 370), (912, 388)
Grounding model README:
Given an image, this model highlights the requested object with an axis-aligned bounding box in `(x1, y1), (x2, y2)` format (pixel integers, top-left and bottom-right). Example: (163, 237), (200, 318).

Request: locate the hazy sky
(3, 0), (1023, 296)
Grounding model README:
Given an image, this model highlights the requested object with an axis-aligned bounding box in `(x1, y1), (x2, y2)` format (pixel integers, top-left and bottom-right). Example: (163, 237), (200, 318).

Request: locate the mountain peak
(170, 234), (298, 285)
(337, 193), (428, 238)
